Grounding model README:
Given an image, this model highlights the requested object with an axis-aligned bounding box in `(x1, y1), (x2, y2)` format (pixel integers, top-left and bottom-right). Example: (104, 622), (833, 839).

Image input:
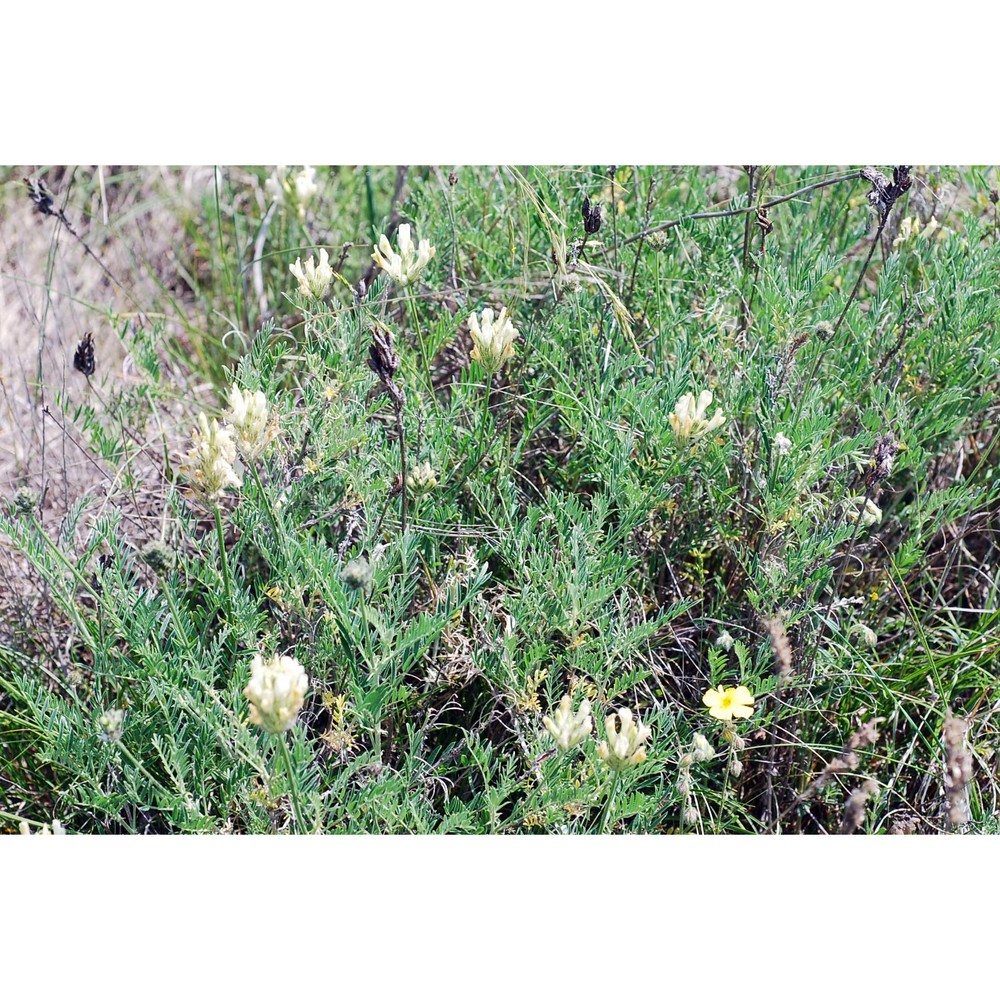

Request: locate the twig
(613, 170), (864, 250)
(608, 166), (621, 295)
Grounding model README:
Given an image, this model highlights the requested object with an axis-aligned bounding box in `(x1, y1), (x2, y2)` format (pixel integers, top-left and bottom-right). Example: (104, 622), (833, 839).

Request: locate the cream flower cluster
(543, 694), (593, 751)
(19, 819), (66, 835)
(181, 413), (242, 501)
(289, 247), (333, 299)
(98, 708), (124, 743)
(266, 166), (318, 220)
(669, 390), (726, 446)
(224, 385), (277, 461)
(406, 459), (438, 497)
(294, 166), (318, 204)
(847, 497), (882, 527)
(892, 215), (941, 250)
(371, 224), (436, 287)
(468, 307), (518, 376)
(244, 652), (309, 734)
(597, 707), (651, 771)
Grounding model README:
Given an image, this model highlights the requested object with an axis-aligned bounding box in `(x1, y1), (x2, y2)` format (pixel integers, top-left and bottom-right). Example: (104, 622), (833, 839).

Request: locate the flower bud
(140, 540), (175, 574)
(341, 556), (373, 593)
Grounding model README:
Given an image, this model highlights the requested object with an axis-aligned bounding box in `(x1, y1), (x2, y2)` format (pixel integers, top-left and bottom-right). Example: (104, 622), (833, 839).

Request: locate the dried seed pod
(24, 176), (55, 216)
(865, 432), (898, 490)
(367, 327), (405, 410)
(582, 196), (602, 235)
(861, 165), (912, 223)
(74, 332), (96, 377)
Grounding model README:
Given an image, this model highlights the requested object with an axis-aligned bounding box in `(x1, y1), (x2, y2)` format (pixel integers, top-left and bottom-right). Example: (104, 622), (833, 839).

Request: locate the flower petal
(702, 686), (723, 708)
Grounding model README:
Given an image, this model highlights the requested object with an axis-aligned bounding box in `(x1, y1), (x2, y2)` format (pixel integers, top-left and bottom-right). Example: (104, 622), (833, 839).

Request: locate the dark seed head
(866, 432), (898, 490)
(14, 487), (40, 516)
(582, 196), (602, 235)
(74, 333), (96, 377)
(24, 176), (55, 216)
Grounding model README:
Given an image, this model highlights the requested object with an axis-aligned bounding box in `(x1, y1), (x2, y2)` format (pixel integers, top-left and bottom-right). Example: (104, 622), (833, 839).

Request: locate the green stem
(276, 734), (307, 834)
(163, 580), (194, 654)
(408, 290), (434, 396)
(481, 372), (493, 439)
(358, 588), (383, 762)
(598, 772), (622, 834)
(358, 587), (375, 676)
(248, 460), (281, 543)
(214, 504), (233, 609)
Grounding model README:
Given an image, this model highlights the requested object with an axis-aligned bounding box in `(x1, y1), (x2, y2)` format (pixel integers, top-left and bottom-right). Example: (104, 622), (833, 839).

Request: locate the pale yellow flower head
(669, 389), (726, 446)
(371, 224), (436, 287)
(702, 685), (755, 723)
(406, 459), (439, 498)
(597, 707), (651, 772)
(893, 215), (942, 250)
(267, 166), (318, 218)
(847, 497), (882, 527)
(181, 413), (242, 502)
(691, 731), (715, 763)
(543, 694), (593, 751)
(468, 307), (519, 376)
(294, 166), (318, 206)
(289, 248), (333, 299)
(264, 165), (288, 204)
(98, 708), (124, 743)
(19, 819), (66, 835)
(244, 652), (309, 734)
(854, 623), (878, 647)
(225, 385), (277, 461)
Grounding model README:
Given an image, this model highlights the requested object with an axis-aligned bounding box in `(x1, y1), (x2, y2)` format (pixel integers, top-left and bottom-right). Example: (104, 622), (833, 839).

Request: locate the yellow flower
(893, 215), (942, 250)
(702, 685), (755, 722)
(19, 819), (66, 835)
(294, 166), (318, 207)
(846, 497), (882, 527)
